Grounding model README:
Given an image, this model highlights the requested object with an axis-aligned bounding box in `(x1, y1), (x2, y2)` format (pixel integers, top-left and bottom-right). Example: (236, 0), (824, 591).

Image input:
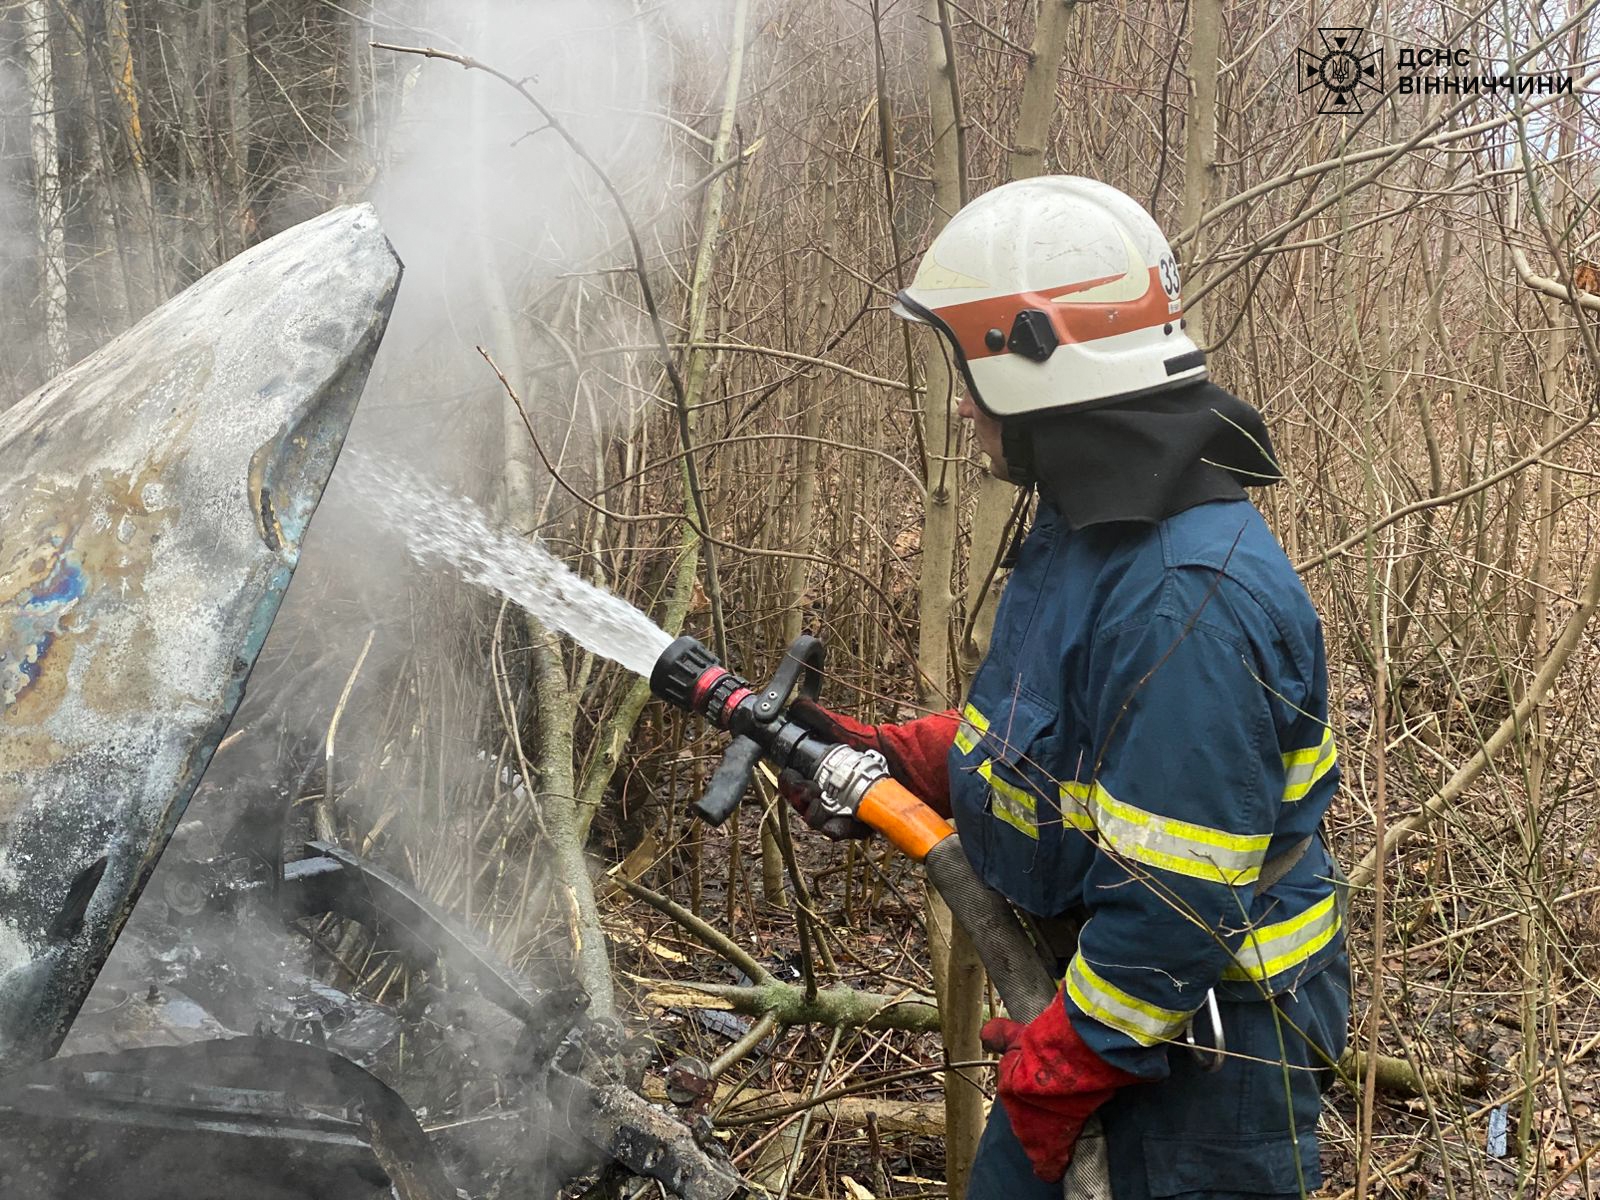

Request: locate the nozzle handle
(695, 735), (764, 825)
(752, 635), (825, 722)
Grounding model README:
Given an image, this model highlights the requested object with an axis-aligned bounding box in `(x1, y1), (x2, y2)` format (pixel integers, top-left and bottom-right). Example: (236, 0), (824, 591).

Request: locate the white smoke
(87, 0), (726, 1129)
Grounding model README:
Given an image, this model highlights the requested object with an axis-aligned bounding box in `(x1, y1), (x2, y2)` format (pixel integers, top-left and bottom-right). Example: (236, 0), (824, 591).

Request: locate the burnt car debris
(0, 208), (744, 1200)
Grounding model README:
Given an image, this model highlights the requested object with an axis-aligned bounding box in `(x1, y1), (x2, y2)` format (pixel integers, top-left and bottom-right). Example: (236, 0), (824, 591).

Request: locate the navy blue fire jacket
(948, 496), (1344, 1078)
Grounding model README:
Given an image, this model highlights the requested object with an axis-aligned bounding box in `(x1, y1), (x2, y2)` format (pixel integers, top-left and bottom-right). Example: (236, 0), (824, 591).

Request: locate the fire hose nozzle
(650, 635), (727, 715)
(648, 634), (829, 826)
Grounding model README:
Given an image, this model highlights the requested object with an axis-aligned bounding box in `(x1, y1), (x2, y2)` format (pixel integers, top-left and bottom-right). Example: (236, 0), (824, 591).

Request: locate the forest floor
(606, 815), (1600, 1200)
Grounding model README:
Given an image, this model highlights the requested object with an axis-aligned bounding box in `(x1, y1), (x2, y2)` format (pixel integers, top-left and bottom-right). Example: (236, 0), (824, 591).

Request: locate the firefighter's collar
(1004, 380), (1283, 531)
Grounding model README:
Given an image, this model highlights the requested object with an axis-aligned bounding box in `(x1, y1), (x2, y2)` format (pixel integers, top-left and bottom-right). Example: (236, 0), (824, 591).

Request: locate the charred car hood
(0, 205), (401, 1071)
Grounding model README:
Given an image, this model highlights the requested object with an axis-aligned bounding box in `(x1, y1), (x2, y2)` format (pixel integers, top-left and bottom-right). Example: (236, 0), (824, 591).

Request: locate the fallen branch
(639, 978), (945, 1033)
(646, 979), (1484, 1113)
(1338, 1048), (1481, 1100)
(643, 1080), (950, 1136)
(645, 977), (1479, 1102)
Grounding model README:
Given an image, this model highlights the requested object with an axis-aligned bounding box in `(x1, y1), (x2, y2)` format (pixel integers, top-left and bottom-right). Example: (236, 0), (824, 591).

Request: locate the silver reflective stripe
(1282, 727), (1337, 802)
(1223, 890), (1342, 983)
(1061, 780), (1270, 886)
(1065, 954), (1190, 1047)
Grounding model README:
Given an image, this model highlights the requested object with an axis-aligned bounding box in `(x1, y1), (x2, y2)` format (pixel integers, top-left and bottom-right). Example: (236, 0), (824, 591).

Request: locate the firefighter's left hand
(980, 998), (1143, 1183)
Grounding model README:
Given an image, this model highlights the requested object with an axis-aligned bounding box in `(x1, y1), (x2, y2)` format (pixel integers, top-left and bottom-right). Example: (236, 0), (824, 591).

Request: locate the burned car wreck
(0, 207), (741, 1200)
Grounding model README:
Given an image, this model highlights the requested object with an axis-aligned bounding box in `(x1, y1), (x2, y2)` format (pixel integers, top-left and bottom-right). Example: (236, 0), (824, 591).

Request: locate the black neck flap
(999, 380), (1282, 530)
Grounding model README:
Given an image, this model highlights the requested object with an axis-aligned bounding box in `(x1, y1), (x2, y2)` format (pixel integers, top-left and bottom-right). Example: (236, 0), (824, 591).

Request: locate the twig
(1348, 534), (1600, 887)
(1512, 247), (1600, 314)
(709, 1012), (780, 1079)
(319, 629), (376, 843)
(937, 0), (1032, 57)
(1294, 412), (1596, 573)
(1389, 883), (1600, 961)
(779, 1026), (843, 1200)
(615, 875), (773, 986)
(522, 337), (915, 394)
(479, 346), (675, 525)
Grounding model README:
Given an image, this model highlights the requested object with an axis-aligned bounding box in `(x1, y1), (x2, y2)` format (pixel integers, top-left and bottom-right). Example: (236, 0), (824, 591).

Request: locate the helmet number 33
(1158, 254), (1181, 299)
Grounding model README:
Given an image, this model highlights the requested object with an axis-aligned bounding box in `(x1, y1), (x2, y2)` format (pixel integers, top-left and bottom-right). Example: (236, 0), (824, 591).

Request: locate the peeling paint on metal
(0, 204), (402, 1071)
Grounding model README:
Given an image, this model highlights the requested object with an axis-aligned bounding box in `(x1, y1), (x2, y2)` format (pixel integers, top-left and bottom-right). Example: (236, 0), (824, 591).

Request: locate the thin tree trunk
(78, 0), (156, 320)
(959, 0), (1077, 678)
(1009, 0), (1076, 183)
(24, 0), (69, 375)
(919, 4), (986, 1192)
(567, 0), (752, 836)
(1511, 85), (1577, 1180)
(917, 0), (962, 708)
(1178, 0), (1220, 343)
(678, 0), (750, 666)
(927, 882), (985, 1197)
(221, 0), (253, 251)
(104, 0), (162, 291)
(532, 630), (614, 1016)
(765, 154), (839, 910)
(170, 0), (220, 276)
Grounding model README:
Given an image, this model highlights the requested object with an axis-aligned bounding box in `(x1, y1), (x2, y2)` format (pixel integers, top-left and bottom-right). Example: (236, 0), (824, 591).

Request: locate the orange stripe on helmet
(930, 267), (1176, 362)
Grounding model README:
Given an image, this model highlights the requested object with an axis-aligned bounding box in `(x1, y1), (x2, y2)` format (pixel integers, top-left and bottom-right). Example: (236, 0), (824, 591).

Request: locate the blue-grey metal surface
(0, 205), (401, 1072)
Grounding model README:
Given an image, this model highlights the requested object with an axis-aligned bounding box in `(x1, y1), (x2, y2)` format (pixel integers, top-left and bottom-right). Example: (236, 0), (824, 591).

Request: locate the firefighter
(783, 176), (1349, 1200)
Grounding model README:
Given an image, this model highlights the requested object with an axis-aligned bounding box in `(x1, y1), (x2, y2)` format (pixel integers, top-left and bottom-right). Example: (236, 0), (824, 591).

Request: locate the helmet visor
(893, 289), (994, 415)
(890, 291), (923, 323)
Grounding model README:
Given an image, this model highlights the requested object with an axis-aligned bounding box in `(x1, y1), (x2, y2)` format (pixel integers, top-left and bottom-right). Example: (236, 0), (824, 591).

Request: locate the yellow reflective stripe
(1060, 780), (1269, 885)
(977, 759), (1039, 839)
(1282, 727), (1337, 802)
(954, 702), (989, 754)
(1065, 954), (1190, 1047)
(1223, 891), (1342, 983)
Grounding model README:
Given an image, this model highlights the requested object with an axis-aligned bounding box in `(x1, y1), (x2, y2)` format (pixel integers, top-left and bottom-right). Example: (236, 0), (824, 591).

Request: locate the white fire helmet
(893, 176), (1206, 418)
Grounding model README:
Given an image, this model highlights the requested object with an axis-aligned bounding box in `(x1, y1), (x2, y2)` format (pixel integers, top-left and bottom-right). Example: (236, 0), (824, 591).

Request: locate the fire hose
(650, 634), (1113, 1198)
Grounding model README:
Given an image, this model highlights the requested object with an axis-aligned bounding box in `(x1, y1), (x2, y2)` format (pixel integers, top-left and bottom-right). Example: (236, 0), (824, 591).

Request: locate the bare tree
(23, 0), (67, 373)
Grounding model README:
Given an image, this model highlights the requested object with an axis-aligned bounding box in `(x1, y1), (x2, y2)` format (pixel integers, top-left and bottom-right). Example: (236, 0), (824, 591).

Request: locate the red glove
(787, 698), (958, 817)
(980, 998), (1143, 1183)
